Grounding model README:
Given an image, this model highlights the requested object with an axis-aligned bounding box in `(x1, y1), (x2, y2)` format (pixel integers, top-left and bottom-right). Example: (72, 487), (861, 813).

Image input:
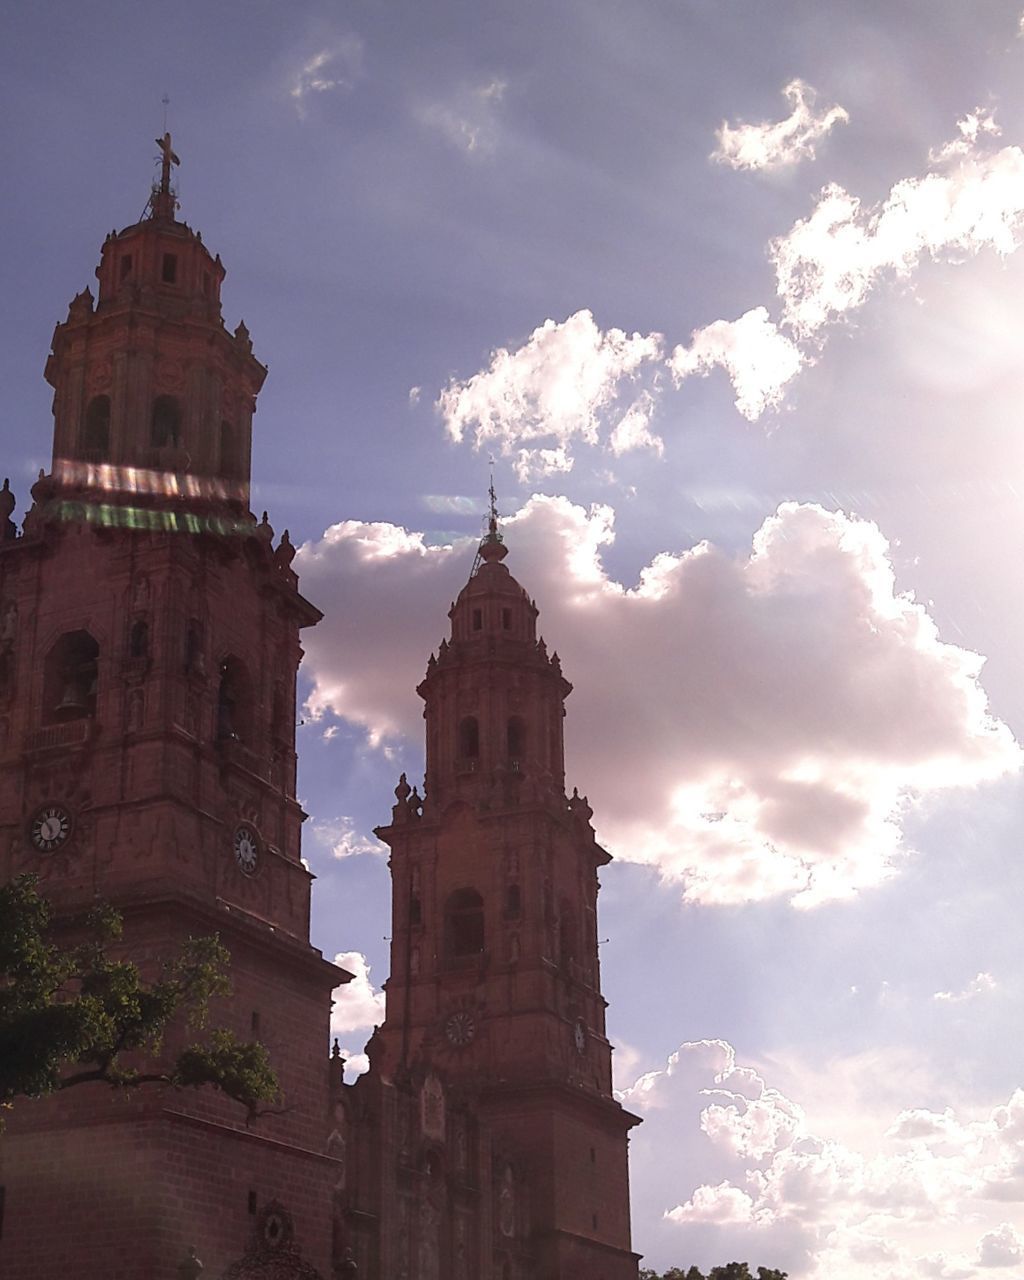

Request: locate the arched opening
(81, 395), (110, 460)
(43, 630), (99, 724)
(409, 893), (422, 927)
(220, 421), (241, 480)
(457, 715), (479, 760)
(129, 619), (149, 659)
(217, 655), (252, 743)
(445, 888), (484, 960)
(507, 716), (526, 762)
(504, 883), (521, 919)
(558, 896), (577, 972)
(150, 395), (181, 449)
(184, 620), (205, 676)
(0, 648), (13, 702)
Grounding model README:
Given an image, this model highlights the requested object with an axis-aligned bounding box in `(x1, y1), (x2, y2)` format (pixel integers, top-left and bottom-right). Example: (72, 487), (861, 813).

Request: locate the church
(0, 139), (641, 1280)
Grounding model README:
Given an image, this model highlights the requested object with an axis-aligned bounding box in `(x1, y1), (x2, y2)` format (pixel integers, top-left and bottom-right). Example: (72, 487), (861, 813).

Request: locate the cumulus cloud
(289, 39), (363, 117)
(977, 1222), (1023, 1267)
(437, 311), (663, 478)
(666, 1180), (755, 1224)
(331, 950), (386, 1036)
(417, 77), (508, 155)
(296, 496), (1020, 908)
(773, 113), (1024, 339)
(669, 307), (805, 420)
(934, 972), (998, 1004)
(712, 79), (849, 172)
(621, 1041), (1024, 1280)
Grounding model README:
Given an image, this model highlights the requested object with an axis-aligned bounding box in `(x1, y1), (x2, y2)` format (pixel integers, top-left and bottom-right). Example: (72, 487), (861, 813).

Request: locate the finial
(488, 457), (498, 538)
(332, 1037), (343, 1060)
(0, 477), (15, 541)
(274, 529), (296, 572)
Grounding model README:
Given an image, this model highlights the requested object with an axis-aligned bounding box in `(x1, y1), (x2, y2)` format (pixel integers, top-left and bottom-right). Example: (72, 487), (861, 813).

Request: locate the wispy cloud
(417, 77), (508, 156)
(773, 110), (1024, 339)
(934, 971), (997, 1003)
(290, 38), (363, 118)
(436, 106), (1024, 447)
(310, 814), (385, 859)
(712, 79), (849, 172)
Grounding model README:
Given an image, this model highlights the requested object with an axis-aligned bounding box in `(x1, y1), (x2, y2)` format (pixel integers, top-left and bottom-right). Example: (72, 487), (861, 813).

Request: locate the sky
(5, 1), (1024, 1275)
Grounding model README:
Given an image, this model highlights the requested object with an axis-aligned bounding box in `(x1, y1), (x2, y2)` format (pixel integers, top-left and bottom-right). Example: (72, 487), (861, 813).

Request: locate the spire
(477, 461), (507, 566)
(148, 132), (180, 222)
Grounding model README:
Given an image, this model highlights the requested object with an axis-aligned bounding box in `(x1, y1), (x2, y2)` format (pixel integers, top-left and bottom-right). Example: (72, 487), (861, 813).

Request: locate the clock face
(233, 824), (260, 876)
(444, 1010), (477, 1047)
(30, 804), (73, 853)
(574, 1019), (587, 1053)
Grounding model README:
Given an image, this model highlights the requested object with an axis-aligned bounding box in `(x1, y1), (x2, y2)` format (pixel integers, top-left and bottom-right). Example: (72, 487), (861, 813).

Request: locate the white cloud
(667, 1180), (755, 1224)
(289, 39), (363, 116)
(437, 310), (663, 476)
(773, 116), (1024, 339)
(621, 1041), (1024, 1280)
(417, 77), (508, 156)
(331, 950), (386, 1035)
(296, 496), (1020, 908)
(435, 107), (1024, 440)
(310, 815), (386, 859)
(934, 972), (998, 1004)
(977, 1223), (1023, 1267)
(712, 79), (849, 172)
(669, 306), (805, 420)
(607, 391), (663, 456)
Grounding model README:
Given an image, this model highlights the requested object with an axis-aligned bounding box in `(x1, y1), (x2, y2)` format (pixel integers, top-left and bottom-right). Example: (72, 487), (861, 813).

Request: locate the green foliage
(0, 874), (279, 1125)
(640, 1266), (787, 1280)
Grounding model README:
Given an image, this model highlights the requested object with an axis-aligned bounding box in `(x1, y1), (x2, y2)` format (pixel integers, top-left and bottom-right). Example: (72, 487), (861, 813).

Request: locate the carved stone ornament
(220, 1203), (325, 1280)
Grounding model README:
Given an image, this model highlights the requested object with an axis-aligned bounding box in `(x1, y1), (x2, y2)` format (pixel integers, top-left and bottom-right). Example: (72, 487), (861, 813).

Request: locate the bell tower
(372, 493), (641, 1280)
(0, 139), (343, 1280)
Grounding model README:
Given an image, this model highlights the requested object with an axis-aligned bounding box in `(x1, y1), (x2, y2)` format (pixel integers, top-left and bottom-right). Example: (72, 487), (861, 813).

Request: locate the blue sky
(7, 2), (1024, 1275)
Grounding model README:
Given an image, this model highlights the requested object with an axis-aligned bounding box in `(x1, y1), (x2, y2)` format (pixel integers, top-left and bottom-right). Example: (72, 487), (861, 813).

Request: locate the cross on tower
(150, 132), (180, 221)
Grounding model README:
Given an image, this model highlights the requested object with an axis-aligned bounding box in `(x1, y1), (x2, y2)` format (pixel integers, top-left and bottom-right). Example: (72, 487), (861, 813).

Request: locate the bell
(55, 678), (87, 713)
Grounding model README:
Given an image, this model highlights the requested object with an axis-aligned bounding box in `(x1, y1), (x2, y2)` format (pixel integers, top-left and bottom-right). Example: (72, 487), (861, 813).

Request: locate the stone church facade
(0, 140), (641, 1280)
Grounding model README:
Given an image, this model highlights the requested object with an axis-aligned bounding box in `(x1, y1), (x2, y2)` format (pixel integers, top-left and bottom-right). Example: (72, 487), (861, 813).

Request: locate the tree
(0, 873), (278, 1126)
(640, 1267), (787, 1280)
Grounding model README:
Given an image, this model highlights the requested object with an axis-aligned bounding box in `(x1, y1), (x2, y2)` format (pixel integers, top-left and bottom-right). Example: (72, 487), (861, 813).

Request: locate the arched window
(129, 619), (149, 659)
(507, 716), (526, 761)
(445, 888), (485, 959)
(184, 620), (205, 676)
(457, 715), (479, 760)
(558, 896), (577, 971)
(43, 630), (99, 724)
(82, 395), (110, 460)
(150, 395), (181, 449)
(504, 883), (521, 918)
(220, 421), (240, 480)
(409, 894), (422, 927)
(217, 655), (252, 743)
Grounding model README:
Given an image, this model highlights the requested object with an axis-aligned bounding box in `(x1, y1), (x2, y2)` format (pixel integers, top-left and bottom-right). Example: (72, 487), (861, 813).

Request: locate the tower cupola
(42, 135), (265, 510)
(417, 493), (572, 814)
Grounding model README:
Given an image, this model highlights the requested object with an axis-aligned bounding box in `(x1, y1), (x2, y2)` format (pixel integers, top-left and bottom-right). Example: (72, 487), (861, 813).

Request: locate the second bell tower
(372, 497), (641, 1279)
